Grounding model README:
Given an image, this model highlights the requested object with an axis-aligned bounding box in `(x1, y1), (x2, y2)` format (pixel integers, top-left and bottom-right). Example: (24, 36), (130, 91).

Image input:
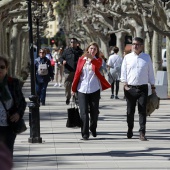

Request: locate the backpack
(37, 62), (48, 76)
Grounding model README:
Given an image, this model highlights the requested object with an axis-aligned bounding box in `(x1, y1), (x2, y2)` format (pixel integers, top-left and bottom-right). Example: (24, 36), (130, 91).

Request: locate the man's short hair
(70, 38), (78, 42)
(133, 37), (144, 44)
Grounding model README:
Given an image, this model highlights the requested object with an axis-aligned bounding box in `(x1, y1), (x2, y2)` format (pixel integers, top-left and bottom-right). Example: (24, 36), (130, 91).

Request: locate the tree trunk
(100, 39), (109, 58)
(144, 32), (152, 57)
(152, 31), (162, 76)
(166, 36), (170, 97)
(116, 32), (126, 57)
(10, 24), (18, 77)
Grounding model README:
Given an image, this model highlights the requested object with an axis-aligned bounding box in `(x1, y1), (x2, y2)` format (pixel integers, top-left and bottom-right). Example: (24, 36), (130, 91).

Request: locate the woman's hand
(63, 60), (67, 65)
(9, 113), (20, 122)
(86, 53), (93, 60)
(72, 92), (75, 96)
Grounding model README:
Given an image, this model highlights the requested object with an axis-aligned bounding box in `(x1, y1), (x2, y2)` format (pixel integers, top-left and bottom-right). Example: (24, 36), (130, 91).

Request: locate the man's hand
(123, 83), (130, 90)
(10, 113), (20, 122)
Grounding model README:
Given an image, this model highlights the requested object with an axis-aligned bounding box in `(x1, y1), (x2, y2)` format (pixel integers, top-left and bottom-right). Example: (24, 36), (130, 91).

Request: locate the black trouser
(0, 126), (16, 156)
(78, 90), (100, 137)
(124, 85), (148, 134)
(111, 80), (119, 96)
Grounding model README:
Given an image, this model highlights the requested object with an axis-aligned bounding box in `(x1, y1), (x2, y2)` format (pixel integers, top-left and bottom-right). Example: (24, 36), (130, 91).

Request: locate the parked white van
(162, 49), (166, 70)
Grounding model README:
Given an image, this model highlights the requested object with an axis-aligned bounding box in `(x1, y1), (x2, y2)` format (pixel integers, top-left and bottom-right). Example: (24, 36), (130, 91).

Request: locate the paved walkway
(13, 78), (170, 170)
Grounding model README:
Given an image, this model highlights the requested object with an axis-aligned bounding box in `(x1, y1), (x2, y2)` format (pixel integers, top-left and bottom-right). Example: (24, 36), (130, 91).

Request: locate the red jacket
(72, 56), (111, 92)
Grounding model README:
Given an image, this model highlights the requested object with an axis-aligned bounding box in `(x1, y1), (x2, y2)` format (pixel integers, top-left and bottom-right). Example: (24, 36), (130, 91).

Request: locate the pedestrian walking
(53, 48), (64, 87)
(35, 49), (54, 105)
(60, 38), (83, 105)
(72, 42), (111, 140)
(107, 46), (122, 99)
(0, 55), (26, 156)
(120, 37), (156, 141)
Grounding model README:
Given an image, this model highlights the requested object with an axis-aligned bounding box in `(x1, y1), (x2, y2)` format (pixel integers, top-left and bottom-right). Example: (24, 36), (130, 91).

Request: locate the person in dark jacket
(35, 49), (54, 105)
(0, 55), (26, 156)
(60, 38), (83, 105)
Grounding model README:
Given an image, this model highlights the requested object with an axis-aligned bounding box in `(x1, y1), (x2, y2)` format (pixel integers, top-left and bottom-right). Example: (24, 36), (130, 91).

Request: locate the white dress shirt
(120, 52), (155, 85)
(77, 57), (101, 93)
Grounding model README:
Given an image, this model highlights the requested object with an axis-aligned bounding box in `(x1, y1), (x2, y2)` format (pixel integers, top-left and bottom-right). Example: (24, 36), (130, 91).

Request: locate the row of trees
(0, 0), (55, 82)
(56, 0), (170, 96)
(0, 0), (170, 96)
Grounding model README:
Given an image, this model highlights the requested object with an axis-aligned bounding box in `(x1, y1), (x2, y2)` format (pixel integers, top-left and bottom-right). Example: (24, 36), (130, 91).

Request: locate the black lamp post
(33, 2), (43, 58)
(27, 0), (42, 143)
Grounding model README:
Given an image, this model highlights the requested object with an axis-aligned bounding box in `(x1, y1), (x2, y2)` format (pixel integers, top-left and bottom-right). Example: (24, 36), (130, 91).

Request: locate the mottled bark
(166, 36), (170, 97)
(152, 31), (162, 76)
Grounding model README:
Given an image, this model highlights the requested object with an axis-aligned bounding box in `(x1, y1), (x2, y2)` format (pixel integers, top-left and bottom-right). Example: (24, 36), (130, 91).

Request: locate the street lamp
(33, 2), (43, 58)
(27, 0), (42, 143)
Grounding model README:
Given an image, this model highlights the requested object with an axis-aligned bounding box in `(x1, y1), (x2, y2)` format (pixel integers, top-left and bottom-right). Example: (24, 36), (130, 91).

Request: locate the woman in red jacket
(72, 42), (111, 140)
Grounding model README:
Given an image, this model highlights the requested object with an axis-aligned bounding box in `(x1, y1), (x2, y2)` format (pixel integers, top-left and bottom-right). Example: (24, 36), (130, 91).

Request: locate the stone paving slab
(13, 79), (170, 170)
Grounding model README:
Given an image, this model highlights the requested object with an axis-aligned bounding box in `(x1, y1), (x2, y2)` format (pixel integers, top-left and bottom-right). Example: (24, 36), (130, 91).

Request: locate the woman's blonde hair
(83, 42), (100, 58)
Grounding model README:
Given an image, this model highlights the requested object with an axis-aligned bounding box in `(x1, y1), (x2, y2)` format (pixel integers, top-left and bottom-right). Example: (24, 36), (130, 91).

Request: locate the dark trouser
(124, 85), (148, 134)
(64, 72), (75, 100)
(78, 90), (100, 137)
(36, 82), (48, 103)
(111, 80), (119, 96)
(0, 126), (16, 156)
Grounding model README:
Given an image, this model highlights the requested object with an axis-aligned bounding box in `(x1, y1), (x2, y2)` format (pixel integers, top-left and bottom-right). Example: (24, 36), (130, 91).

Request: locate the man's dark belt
(128, 84), (148, 89)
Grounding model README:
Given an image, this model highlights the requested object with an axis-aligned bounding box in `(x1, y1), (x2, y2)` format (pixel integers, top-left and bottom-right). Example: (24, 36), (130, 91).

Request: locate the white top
(77, 57), (101, 94)
(107, 53), (122, 80)
(120, 52), (155, 85)
(46, 54), (52, 60)
(0, 86), (13, 126)
(52, 52), (60, 61)
(107, 54), (122, 68)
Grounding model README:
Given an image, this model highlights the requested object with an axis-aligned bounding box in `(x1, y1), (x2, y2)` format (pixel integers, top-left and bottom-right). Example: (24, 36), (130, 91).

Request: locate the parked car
(162, 49), (166, 70)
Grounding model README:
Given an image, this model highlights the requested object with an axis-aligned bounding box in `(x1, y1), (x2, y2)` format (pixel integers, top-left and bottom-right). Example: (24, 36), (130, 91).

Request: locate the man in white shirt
(120, 37), (156, 141)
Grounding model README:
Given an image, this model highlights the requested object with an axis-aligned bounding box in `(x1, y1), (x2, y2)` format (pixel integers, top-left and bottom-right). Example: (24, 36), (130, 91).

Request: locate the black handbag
(66, 96), (81, 128)
(0, 98), (27, 134)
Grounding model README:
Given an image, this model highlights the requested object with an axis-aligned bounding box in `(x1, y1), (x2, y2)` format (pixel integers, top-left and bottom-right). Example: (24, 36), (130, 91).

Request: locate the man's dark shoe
(66, 99), (70, 105)
(82, 135), (89, 140)
(139, 133), (147, 141)
(91, 130), (97, 137)
(127, 128), (133, 139)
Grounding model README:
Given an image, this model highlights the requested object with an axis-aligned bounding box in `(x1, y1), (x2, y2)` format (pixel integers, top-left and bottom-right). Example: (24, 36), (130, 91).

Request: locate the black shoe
(115, 96), (119, 99)
(66, 99), (70, 105)
(91, 130), (97, 137)
(110, 94), (114, 99)
(139, 133), (147, 141)
(82, 135), (89, 140)
(42, 102), (45, 106)
(127, 128), (133, 139)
